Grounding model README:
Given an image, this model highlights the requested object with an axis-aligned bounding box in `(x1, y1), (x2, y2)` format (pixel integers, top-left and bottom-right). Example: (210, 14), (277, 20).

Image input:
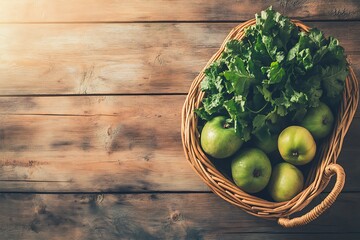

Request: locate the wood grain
(0, 0), (358, 237)
(0, 193), (359, 239)
(0, 0), (359, 22)
(0, 22), (359, 95)
(0, 95), (205, 192)
(0, 96), (359, 192)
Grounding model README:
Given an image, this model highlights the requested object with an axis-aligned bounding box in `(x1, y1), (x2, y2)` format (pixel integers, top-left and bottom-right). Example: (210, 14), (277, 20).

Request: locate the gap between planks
(1, 20), (360, 24)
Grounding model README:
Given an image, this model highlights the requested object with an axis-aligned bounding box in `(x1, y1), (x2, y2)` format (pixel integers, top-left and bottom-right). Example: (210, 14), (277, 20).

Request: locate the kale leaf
(195, 6), (348, 141)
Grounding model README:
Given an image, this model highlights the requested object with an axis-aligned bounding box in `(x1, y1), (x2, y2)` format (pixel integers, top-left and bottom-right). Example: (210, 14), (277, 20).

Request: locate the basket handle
(278, 164), (345, 228)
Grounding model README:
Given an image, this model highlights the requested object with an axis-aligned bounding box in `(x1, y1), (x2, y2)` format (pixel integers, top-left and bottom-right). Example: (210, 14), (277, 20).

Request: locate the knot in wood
(170, 211), (181, 222)
(95, 194), (104, 204)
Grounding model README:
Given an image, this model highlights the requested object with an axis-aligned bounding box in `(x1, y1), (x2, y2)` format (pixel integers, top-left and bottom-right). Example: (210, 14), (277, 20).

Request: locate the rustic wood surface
(0, 193), (359, 239)
(0, 0), (359, 22)
(0, 22), (359, 95)
(0, 0), (359, 239)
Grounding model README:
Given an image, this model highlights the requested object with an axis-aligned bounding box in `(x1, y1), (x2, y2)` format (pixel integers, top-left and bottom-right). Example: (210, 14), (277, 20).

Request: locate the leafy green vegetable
(195, 6), (348, 141)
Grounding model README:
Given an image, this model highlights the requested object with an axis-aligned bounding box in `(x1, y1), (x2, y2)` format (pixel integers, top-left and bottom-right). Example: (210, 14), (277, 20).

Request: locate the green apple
(231, 148), (272, 193)
(301, 102), (334, 139)
(268, 162), (304, 202)
(200, 116), (243, 159)
(253, 133), (278, 154)
(278, 126), (316, 165)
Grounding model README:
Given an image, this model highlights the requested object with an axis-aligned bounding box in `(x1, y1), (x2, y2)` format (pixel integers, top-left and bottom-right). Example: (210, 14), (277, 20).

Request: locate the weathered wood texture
(0, 0), (358, 238)
(0, 22), (359, 95)
(0, 0), (359, 22)
(0, 193), (359, 239)
(0, 96), (358, 192)
(0, 96), (205, 192)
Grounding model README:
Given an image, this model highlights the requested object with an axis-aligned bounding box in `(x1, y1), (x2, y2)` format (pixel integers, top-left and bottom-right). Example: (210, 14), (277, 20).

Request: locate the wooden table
(0, 1), (359, 239)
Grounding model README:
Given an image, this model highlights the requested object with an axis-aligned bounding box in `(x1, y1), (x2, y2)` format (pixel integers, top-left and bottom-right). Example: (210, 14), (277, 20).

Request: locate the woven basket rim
(181, 18), (359, 222)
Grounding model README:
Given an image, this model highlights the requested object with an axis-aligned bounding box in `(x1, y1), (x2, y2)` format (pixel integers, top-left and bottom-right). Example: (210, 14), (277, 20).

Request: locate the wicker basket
(181, 19), (359, 227)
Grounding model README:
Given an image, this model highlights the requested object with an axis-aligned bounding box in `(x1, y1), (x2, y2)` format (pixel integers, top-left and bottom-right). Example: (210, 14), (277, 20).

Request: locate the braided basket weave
(181, 19), (359, 227)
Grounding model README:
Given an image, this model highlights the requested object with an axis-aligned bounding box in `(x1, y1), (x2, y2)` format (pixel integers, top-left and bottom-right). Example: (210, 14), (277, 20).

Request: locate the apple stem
(223, 123), (230, 129)
(292, 151), (299, 156)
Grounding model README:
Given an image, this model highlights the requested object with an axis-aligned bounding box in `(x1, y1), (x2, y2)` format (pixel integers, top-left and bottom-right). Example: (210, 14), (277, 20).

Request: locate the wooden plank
(0, 22), (359, 95)
(0, 95), (206, 192)
(210, 234), (360, 240)
(0, 193), (359, 239)
(0, 0), (359, 22)
(0, 96), (359, 192)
